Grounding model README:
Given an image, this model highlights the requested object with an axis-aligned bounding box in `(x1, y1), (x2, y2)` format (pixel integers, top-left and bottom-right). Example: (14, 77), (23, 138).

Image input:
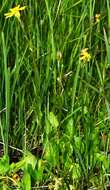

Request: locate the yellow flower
(4, 5), (26, 21)
(95, 14), (101, 23)
(80, 48), (91, 63)
(12, 173), (20, 183)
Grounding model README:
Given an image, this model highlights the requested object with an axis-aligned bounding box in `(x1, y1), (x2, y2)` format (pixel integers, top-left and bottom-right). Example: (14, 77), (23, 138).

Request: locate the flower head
(12, 173), (20, 183)
(95, 14), (101, 23)
(4, 5), (26, 21)
(80, 48), (91, 63)
(56, 51), (62, 61)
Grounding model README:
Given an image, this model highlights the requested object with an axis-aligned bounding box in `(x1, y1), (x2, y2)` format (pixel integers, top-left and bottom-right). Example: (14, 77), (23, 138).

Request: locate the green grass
(0, 0), (110, 189)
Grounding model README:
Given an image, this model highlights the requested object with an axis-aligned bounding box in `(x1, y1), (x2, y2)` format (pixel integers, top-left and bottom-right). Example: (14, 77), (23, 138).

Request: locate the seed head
(56, 51), (62, 61)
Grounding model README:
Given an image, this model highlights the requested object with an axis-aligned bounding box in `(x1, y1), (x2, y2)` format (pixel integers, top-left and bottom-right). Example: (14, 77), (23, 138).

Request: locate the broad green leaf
(64, 118), (74, 139)
(23, 169), (31, 190)
(49, 112), (59, 129)
(74, 136), (84, 153)
(96, 152), (106, 162)
(9, 159), (26, 174)
(95, 152), (108, 169)
(0, 155), (9, 175)
(35, 159), (45, 181)
(44, 140), (59, 167)
(46, 112), (59, 135)
(28, 159), (45, 182)
(25, 151), (37, 170)
(9, 151), (37, 174)
(71, 163), (81, 179)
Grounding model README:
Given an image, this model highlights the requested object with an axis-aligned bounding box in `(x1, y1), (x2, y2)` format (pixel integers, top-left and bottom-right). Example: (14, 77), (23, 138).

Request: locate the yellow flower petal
(15, 11), (20, 20)
(4, 12), (14, 18)
(19, 6), (27, 11)
(80, 48), (91, 63)
(95, 14), (101, 23)
(10, 5), (20, 12)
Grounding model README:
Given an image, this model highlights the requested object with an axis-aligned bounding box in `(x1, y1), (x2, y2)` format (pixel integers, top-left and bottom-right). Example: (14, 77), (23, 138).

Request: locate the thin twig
(0, 141), (23, 153)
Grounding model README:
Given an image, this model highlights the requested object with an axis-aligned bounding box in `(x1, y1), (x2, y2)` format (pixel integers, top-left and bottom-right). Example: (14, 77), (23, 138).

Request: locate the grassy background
(0, 0), (110, 189)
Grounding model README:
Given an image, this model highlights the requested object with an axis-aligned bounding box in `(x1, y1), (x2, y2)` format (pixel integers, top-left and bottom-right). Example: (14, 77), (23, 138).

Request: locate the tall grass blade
(1, 32), (10, 156)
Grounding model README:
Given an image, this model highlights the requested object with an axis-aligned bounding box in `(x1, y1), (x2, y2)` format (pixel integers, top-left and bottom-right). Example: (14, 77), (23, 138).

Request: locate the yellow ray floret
(95, 14), (101, 23)
(80, 48), (91, 63)
(4, 5), (26, 21)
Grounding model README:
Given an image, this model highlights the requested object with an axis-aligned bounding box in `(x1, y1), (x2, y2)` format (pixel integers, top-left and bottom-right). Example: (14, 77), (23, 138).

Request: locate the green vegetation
(0, 0), (110, 189)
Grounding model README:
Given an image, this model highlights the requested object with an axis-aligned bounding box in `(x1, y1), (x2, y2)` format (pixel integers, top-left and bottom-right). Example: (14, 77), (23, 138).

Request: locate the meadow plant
(0, 0), (110, 189)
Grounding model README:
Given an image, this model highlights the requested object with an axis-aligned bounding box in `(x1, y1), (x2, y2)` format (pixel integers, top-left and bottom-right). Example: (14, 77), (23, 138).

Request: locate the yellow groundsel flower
(95, 14), (101, 23)
(4, 5), (26, 21)
(80, 48), (91, 63)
